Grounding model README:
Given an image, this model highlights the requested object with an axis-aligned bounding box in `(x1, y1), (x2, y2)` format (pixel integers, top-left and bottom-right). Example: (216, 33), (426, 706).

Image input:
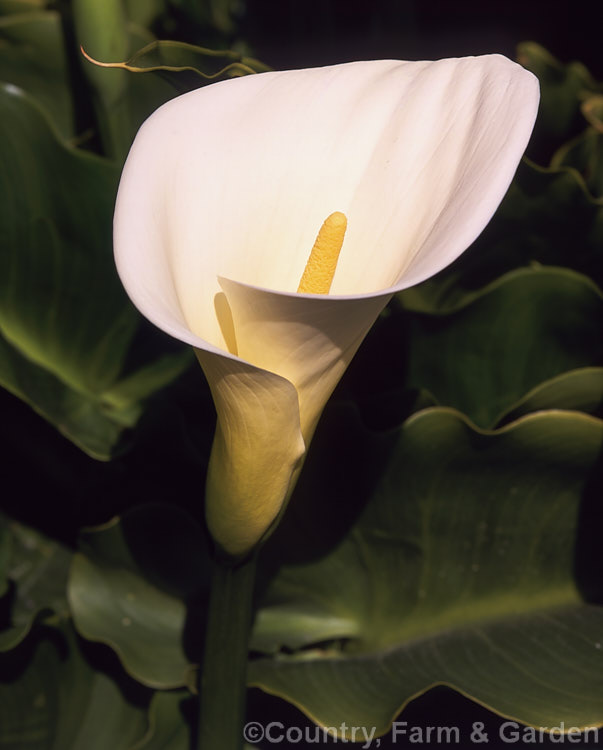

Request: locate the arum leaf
(0, 519), (71, 652)
(0, 84), (129, 401)
(250, 406), (603, 735)
(0, 622), (149, 749)
(68, 505), (210, 689)
(551, 127), (603, 200)
(516, 41), (599, 156)
(103, 349), (194, 409)
(496, 367), (603, 425)
(403, 267), (603, 427)
(0, 333), (130, 460)
(582, 94), (603, 133)
(83, 39), (269, 93)
(0, 11), (75, 139)
(130, 691), (193, 750)
(0, 84), (191, 458)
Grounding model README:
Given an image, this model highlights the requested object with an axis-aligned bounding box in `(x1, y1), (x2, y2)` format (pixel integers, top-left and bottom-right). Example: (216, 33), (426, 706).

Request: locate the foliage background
(0, 1), (602, 748)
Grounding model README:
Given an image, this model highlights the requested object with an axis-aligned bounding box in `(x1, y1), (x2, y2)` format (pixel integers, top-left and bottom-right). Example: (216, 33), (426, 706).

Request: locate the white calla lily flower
(114, 55), (539, 556)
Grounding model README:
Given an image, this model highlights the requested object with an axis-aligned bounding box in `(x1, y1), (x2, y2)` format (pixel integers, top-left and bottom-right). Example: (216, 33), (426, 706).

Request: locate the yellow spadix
(297, 212), (347, 295)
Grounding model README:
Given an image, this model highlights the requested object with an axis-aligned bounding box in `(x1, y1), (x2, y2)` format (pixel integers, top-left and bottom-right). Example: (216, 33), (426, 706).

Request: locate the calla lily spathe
(114, 55), (539, 556)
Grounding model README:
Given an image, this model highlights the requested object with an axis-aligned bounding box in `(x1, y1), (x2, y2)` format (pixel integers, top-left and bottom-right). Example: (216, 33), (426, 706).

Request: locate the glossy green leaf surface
(131, 691), (192, 750)
(0, 11), (75, 139)
(497, 367), (603, 425)
(403, 268), (603, 427)
(250, 407), (603, 735)
(0, 519), (71, 652)
(582, 94), (603, 132)
(69, 505), (209, 688)
(516, 42), (599, 154)
(0, 84), (191, 458)
(0, 623), (148, 749)
(552, 127), (603, 200)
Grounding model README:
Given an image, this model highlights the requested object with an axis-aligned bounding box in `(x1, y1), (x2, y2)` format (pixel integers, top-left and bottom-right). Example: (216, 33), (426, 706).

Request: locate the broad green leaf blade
(0, 11), (75, 139)
(130, 691), (192, 750)
(402, 267), (603, 427)
(0, 85), (130, 394)
(0, 84), (192, 458)
(0, 333), (132, 459)
(497, 367), (603, 425)
(0, 623), (149, 749)
(68, 505), (210, 688)
(104, 349), (194, 410)
(0, 518), (71, 652)
(83, 39), (270, 93)
(582, 94), (603, 132)
(551, 127), (603, 201)
(69, 551), (191, 688)
(251, 407), (603, 734)
(253, 605), (603, 738)
(516, 42), (599, 157)
(129, 689), (259, 750)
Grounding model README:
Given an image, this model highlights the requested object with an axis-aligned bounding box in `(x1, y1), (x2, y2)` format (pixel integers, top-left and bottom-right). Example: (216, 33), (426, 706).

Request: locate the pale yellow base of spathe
(196, 348), (306, 556)
(201, 213), (349, 556)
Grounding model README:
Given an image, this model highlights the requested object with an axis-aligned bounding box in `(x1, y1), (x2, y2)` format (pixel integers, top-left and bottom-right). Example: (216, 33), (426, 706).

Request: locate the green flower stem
(198, 551), (258, 749)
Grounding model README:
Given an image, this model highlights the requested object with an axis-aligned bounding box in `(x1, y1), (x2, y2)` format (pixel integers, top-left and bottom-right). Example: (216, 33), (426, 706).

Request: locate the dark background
(241, 0), (601, 76)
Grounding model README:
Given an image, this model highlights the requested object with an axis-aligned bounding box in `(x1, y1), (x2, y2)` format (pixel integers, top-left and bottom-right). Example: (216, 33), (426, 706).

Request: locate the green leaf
(403, 267), (603, 427)
(103, 349), (194, 411)
(0, 84), (191, 458)
(68, 505), (210, 688)
(0, 12), (76, 139)
(84, 39), (270, 93)
(130, 691), (192, 750)
(129, 690), (259, 750)
(552, 127), (603, 201)
(582, 94), (603, 132)
(0, 622), (149, 749)
(516, 42), (599, 154)
(0, 519), (72, 652)
(250, 406), (603, 736)
(497, 367), (603, 425)
(0, 333), (125, 459)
